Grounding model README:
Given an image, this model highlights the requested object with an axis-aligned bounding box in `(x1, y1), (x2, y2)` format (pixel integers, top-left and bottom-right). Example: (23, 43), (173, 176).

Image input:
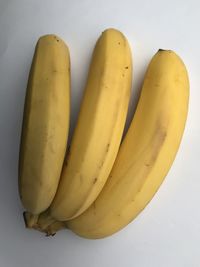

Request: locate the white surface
(0, 0), (199, 266)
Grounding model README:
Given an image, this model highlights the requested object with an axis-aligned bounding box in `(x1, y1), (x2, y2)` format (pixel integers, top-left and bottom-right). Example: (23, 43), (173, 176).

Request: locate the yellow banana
(18, 35), (70, 227)
(66, 50), (189, 239)
(47, 28), (132, 222)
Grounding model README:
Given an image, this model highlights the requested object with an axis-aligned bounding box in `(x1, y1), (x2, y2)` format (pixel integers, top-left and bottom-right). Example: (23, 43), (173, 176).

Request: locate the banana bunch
(19, 29), (189, 239)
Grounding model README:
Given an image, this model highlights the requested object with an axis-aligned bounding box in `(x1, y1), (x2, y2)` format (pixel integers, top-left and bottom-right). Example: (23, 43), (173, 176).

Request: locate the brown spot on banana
(93, 177), (98, 184)
(106, 143), (110, 152)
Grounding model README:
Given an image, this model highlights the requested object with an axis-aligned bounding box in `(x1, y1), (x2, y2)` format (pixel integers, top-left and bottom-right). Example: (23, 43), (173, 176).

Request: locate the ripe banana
(47, 28), (132, 222)
(65, 50), (189, 239)
(18, 35), (70, 227)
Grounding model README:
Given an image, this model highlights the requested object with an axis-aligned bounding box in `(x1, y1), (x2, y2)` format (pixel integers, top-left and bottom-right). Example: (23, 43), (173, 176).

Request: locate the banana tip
(23, 212), (28, 228)
(158, 49), (173, 53)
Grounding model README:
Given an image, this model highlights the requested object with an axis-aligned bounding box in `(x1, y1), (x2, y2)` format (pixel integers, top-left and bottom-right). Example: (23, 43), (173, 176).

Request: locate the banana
(46, 28), (132, 222)
(65, 50), (189, 239)
(18, 35), (70, 226)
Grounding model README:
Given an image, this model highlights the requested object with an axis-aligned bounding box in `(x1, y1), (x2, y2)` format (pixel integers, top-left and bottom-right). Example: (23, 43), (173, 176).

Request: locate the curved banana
(18, 35), (70, 226)
(48, 28), (132, 221)
(66, 50), (189, 239)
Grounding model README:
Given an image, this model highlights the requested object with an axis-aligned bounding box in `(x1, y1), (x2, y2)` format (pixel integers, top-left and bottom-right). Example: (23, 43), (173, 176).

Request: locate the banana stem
(36, 209), (57, 231)
(23, 212), (39, 228)
(23, 210), (64, 236)
(45, 221), (66, 236)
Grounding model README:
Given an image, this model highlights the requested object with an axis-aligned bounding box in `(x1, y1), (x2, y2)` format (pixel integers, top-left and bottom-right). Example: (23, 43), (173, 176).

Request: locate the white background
(0, 0), (199, 266)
